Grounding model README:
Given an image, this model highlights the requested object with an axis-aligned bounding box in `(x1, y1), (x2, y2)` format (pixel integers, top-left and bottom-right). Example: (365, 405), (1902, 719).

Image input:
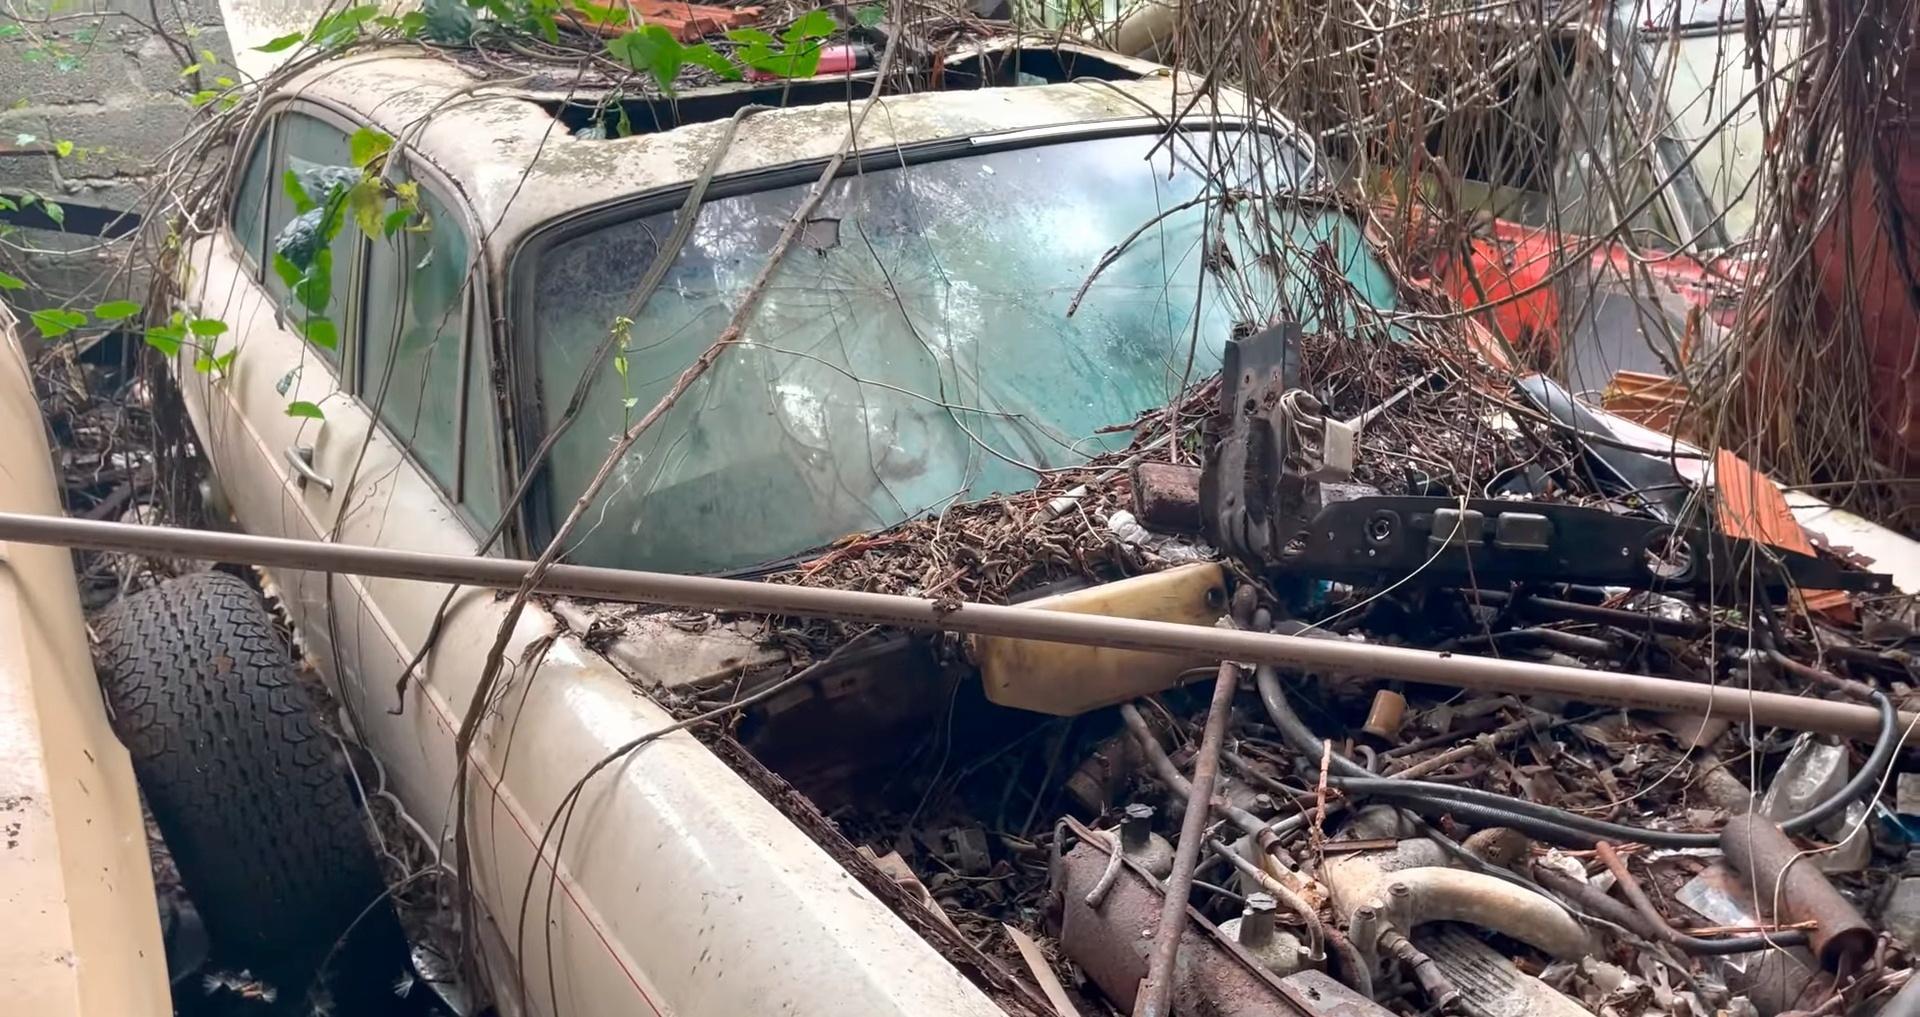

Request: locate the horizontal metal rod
(1, 510), (1902, 740)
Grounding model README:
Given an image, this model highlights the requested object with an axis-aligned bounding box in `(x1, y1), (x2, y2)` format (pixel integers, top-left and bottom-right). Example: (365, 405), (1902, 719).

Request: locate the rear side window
(360, 180), (494, 519)
(264, 112), (359, 366)
(231, 124), (271, 267)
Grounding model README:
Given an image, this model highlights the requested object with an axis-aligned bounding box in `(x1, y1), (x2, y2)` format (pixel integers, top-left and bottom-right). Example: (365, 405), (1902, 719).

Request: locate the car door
(180, 104), (370, 681)
(315, 159), (515, 833)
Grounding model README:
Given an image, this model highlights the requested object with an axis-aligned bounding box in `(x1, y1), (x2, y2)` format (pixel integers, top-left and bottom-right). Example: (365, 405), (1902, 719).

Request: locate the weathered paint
(0, 304), (170, 1016)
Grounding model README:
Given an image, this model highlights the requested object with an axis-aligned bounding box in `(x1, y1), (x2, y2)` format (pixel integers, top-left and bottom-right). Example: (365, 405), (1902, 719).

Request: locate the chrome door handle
(284, 445), (334, 493)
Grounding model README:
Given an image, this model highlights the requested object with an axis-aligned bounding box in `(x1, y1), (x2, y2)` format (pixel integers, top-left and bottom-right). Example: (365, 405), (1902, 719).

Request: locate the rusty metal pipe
(1119, 704), (1275, 845)
(1205, 838), (1327, 963)
(1381, 930), (1459, 1011)
(1135, 660), (1240, 1017)
(1720, 814), (1875, 970)
(0, 511), (1905, 740)
(1592, 841), (1811, 955)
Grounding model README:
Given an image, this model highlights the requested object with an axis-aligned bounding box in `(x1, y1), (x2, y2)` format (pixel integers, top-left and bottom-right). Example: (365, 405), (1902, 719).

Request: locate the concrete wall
(0, 1), (233, 305)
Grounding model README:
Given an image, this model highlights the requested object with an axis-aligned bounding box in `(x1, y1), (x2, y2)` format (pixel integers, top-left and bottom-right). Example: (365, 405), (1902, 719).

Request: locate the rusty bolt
(1241, 892), (1278, 948)
(1121, 803), (1154, 851)
(1387, 882), (1411, 899)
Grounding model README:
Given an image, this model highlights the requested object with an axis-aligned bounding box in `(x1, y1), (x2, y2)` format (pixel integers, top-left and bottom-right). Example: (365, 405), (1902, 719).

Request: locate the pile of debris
(670, 317), (1918, 1017)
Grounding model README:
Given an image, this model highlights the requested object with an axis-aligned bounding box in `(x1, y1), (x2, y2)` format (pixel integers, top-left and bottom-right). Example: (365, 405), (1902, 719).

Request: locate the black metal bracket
(1277, 496), (1892, 596)
(1198, 321), (1302, 563)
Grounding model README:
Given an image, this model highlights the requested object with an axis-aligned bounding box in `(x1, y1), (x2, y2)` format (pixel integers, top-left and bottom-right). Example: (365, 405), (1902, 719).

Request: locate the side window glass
(231, 124), (271, 267)
(1555, 70), (1674, 249)
(360, 180), (471, 499)
(264, 112), (358, 365)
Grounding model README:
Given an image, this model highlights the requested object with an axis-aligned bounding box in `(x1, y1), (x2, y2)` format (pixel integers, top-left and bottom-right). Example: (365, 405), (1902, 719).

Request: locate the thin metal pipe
(0, 510), (1905, 740)
(1205, 837), (1327, 963)
(1135, 660), (1239, 1017)
(1593, 841), (1812, 954)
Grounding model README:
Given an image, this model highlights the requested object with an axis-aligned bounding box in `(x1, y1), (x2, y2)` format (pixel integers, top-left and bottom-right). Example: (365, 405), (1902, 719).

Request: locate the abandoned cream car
(171, 41), (1399, 1016)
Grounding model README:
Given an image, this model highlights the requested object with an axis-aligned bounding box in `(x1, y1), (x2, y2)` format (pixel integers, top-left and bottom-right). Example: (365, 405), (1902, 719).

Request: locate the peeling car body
(0, 303), (170, 1016)
(172, 44), (1382, 1016)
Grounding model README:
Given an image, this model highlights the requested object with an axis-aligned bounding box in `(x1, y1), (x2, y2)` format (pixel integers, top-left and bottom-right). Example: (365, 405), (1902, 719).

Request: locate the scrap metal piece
(1219, 893), (1309, 978)
(1719, 814), (1874, 969)
(1054, 837), (1392, 1017)
(1276, 496), (1889, 596)
(1277, 970), (1393, 1017)
(1320, 839), (1592, 963)
(1413, 926), (1590, 1017)
(1199, 321), (1306, 563)
(1131, 462), (1204, 535)
(1360, 690), (1407, 742)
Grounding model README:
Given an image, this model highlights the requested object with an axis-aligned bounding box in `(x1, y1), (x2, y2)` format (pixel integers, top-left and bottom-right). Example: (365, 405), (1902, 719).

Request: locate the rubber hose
(1781, 691), (1899, 835)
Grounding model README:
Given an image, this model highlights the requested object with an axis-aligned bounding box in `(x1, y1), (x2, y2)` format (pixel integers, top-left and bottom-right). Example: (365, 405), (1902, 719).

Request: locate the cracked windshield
(532, 130), (1401, 574)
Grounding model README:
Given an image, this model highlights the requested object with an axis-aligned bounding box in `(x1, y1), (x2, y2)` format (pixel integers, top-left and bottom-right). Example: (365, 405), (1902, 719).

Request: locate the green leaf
(211, 349), (236, 373)
(0, 271), (24, 291)
(296, 315), (339, 350)
(272, 252), (303, 290)
(53, 139), (73, 158)
(398, 10), (428, 35)
(29, 307), (86, 338)
(143, 324), (184, 356)
(282, 169), (315, 214)
(200, 48), (218, 65)
(189, 89), (218, 107)
(311, 4), (381, 48)
(381, 208), (410, 237)
(188, 317), (228, 337)
(285, 400), (325, 419)
(193, 351), (215, 372)
(682, 43), (741, 81)
(256, 31), (304, 53)
(574, 0), (630, 27)
(419, 0), (476, 43)
(179, 62), (203, 76)
(726, 27), (774, 46)
(41, 200), (64, 226)
(349, 127), (393, 168)
(348, 179), (386, 236)
(92, 299), (141, 320)
(607, 26), (685, 92)
(854, 4), (885, 27)
(783, 9), (836, 45)
(741, 45), (821, 79)
(294, 248), (332, 312)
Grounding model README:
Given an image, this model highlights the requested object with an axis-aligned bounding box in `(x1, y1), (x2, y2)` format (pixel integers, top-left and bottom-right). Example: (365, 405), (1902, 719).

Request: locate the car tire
(92, 569), (410, 1011)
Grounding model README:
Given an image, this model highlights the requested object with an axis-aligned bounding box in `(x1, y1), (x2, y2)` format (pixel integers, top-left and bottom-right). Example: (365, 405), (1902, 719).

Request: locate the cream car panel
(180, 192), (357, 680)
(0, 305), (170, 1016)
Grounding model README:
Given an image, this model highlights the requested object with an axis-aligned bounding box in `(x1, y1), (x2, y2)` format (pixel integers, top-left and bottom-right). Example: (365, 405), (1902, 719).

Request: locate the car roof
(273, 43), (1256, 260)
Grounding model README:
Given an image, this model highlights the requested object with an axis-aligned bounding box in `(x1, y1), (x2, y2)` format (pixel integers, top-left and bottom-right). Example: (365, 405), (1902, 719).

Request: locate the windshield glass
(525, 130), (1403, 574)
(1651, 25), (1797, 243)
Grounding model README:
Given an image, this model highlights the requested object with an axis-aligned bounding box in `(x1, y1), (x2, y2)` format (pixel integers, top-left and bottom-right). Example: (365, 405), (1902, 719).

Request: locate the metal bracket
(1198, 321), (1303, 563)
(1277, 496), (1891, 596)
